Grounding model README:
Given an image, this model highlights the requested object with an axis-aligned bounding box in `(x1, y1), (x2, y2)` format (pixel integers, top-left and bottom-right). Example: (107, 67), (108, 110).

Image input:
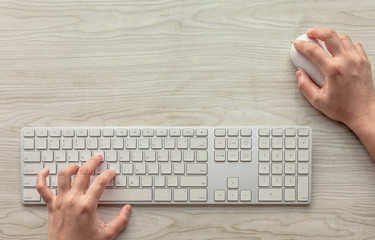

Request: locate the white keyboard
(21, 126), (312, 205)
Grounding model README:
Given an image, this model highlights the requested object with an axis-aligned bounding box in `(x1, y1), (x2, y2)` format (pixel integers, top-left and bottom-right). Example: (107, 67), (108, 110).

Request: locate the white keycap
(258, 175), (269, 187)
(154, 176), (165, 187)
(298, 137), (309, 149)
(190, 138), (208, 149)
(298, 163), (309, 174)
(143, 129), (154, 137)
(285, 188), (296, 202)
(67, 151), (79, 162)
(227, 138), (238, 149)
(182, 129), (194, 137)
(227, 150), (238, 162)
(214, 190), (226, 202)
(214, 151), (225, 162)
(285, 175), (296, 187)
(187, 164), (207, 175)
(298, 176), (309, 202)
(141, 176), (152, 187)
(240, 128), (252, 136)
(139, 138), (149, 149)
(173, 163), (185, 174)
(240, 190), (251, 202)
(23, 152), (40, 162)
(174, 189), (188, 202)
(258, 189), (282, 202)
(169, 129), (181, 137)
(112, 139), (124, 150)
(227, 177), (239, 189)
(258, 137), (270, 149)
(258, 163), (270, 174)
(240, 151), (252, 162)
(214, 138), (226, 149)
(90, 129), (101, 137)
(167, 176), (178, 187)
(214, 129), (226, 137)
(196, 129), (208, 137)
(298, 150), (309, 161)
(180, 176), (207, 187)
(155, 189), (172, 202)
(240, 138), (252, 149)
(23, 164), (43, 175)
(23, 139), (34, 150)
(129, 129), (141, 137)
(177, 138), (188, 149)
(23, 189), (40, 202)
(145, 151), (156, 162)
(259, 128), (270, 136)
(125, 138), (137, 149)
(106, 151), (117, 162)
(23, 176), (37, 187)
(147, 163), (159, 175)
(116, 129), (128, 137)
(227, 190), (238, 202)
(48, 138), (60, 150)
(100, 189), (152, 202)
(76, 129), (88, 137)
(118, 151), (130, 162)
(190, 189), (207, 202)
(36, 138), (47, 150)
(128, 176), (140, 187)
(196, 151), (207, 162)
(102, 129), (114, 137)
(164, 138), (175, 149)
(74, 138), (85, 150)
(184, 151), (195, 162)
(115, 175), (127, 187)
(23, 129), (35, 137)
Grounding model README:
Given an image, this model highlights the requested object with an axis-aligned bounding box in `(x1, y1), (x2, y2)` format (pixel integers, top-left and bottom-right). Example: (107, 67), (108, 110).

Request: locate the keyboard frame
(21, 126), (312, 205)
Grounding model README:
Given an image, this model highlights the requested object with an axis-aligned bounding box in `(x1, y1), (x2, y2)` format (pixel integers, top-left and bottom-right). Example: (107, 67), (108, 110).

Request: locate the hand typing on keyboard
(36, 154), (132, 240)
(294, 27), (375, 161)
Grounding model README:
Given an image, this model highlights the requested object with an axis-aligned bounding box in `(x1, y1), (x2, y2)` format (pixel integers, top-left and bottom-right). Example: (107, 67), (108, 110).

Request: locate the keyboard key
(23, 152), (40, 162)
(155, 189), (172, 202)
(23, 189), (40, 202)
(298, 176), (309, 202)
(190, 138), (208, 149)
(190, 189), (207, 202)
(258, 189), (282, 202)
(180, 176), (207, 187)
(174, 189), (188, 202)
(100, 189), (152, 202)
(214, 190), (225, 202)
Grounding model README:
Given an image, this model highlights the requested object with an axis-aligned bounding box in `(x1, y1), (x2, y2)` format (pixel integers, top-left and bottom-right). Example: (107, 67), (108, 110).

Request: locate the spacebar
(100, 188), (152, 202)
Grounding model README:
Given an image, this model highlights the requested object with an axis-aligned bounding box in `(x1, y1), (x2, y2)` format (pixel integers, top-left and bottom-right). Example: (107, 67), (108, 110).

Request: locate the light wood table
(1, 1), (375, 239)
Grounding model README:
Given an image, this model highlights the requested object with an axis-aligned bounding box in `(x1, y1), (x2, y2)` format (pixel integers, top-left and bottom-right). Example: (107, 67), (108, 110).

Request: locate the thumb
(105, 205), (132, 238)
(296, 69), (321, 106)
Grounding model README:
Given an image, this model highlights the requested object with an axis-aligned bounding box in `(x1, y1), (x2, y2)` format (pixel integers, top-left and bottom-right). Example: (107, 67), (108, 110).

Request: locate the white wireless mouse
(290, 34), (328, 88)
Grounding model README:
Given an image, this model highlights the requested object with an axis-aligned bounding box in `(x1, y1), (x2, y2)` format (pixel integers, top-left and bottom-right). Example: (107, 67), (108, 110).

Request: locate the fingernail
(125, 205), (132, 211)
(296, 70), (302, 78)
(95, 153), (102, 159)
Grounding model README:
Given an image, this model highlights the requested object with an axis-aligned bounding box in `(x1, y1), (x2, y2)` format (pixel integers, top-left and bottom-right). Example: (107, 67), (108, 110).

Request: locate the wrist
(346, 100), (375, 136)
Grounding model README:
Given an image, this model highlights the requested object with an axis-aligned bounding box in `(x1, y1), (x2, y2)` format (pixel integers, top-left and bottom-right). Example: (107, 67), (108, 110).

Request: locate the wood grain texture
(1, 0), (375, 239)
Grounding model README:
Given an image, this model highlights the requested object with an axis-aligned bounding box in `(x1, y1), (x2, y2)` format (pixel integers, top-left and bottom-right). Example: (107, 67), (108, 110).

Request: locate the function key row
(23, 128), (209, 138)
(259, 128), (309, 137)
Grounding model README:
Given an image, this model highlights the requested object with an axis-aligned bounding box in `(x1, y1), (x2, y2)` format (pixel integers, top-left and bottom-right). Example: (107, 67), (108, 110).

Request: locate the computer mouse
(290, 34), (329, 88)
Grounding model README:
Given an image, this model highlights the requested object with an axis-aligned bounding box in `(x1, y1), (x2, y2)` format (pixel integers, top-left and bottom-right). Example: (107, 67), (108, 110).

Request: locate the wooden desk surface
(1, 0), (375, 239)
